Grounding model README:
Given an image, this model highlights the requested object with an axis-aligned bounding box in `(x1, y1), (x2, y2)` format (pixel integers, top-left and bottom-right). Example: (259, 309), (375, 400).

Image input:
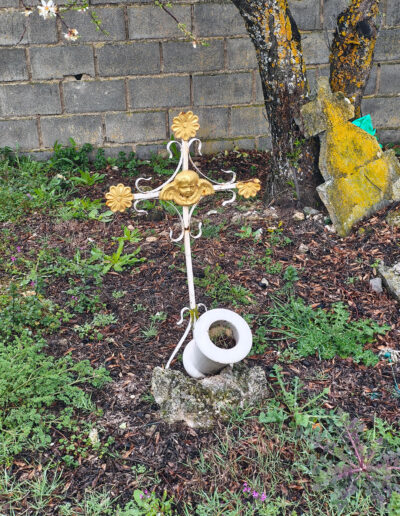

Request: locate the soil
(2, 148), (400, 513)
(208, 323), (237, 349)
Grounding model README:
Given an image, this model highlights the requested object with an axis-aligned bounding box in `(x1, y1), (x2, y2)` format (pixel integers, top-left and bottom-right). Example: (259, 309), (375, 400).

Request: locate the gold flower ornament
(105, 183), (134, 212)
(171, 111), (200, 141)
(236, 179), (261, 198)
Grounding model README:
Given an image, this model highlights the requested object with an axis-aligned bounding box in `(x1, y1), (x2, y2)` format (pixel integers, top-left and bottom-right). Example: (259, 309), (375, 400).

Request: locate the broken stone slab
(386, 208), (400, 228)
(303, 206), (320, 216)
(378, 262), (400, 302)
(293, 211), (305, 221)
(151, 364), (268, 428)
(300, 78), (400, 237)
(369, 277), (383, 294)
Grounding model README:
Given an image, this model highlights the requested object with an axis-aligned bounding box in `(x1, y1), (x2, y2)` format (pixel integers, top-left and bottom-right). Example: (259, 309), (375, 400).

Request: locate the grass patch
(268, 297), (390, 366)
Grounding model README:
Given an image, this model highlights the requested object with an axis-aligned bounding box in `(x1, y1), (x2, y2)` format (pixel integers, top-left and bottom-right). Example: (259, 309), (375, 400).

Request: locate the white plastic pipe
(182, 308), (252, 378)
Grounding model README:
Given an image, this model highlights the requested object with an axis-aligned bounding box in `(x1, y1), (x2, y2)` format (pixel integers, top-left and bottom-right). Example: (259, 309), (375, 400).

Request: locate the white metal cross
(105, 112), (261, 368)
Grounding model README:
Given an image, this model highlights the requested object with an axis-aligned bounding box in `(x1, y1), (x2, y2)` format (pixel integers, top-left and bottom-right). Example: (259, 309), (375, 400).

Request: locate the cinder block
(41, 115), (103, 147)
(377, 129), (400, 144)
(93, 0), (152, 4)
(169, 107), (229, 139)
(306, 67), (318, 96)
(0, 0), (19, 7)
(99, 145), (135, 157)
(374, 29), (400, 61)
(193, 4), (247, 37)
(231, 105), (270, 136)
(0, 11), (57, 45)
(0, 83), (61, 117)
(0, 49), (28, 82)
(364, 66), (377, 95)
(301, 32), (330, 65)
(200, 139), (235, 154)
(193, 73), (252, 106)
(361, 97), (400, 128)
(128, 6), (191, 39)
(323, 0), (349, 30)
(129, 76), (190, 108)
(226, 38), (258, 70)
(30, 46), (95, 80)
(255, 74), (264, 102)
(62, 8), (125, 42)
(386, 0), (400, 27)
(106, 111), (166, 143)
(288, 0), (320, 30)
(0, 119), (39, 149)
(378, 64), (400, 95)
(163, 41), (224, 73)
(63, 80), (126, 113)
(135, 143), (166, 158)
(257, 136), (272, 150)
(97, 43), (160, 76)
(201, 138), (256, 154)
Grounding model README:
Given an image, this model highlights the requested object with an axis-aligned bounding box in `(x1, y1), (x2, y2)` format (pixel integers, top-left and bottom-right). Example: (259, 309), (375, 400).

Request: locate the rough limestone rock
(378, 262), (400, 302)
(386, 209), (400, 228)
(300, 78), (400, 237)
(151, 364), (268, 428)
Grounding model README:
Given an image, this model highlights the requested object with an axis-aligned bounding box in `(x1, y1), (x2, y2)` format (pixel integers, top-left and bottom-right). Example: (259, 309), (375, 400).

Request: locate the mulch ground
(2, 149), (400, 513)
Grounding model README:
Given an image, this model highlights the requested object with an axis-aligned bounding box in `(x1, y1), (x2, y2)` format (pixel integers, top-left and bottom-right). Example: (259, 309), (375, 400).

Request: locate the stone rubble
(369, 277), (383, 294)
(378, 262), (400, 302)
(151, 364), (268, 428)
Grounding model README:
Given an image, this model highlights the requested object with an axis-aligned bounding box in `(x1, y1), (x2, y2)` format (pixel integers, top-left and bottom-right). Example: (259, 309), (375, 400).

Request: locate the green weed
(0, 330), (110, 465)
(48, 139), (92, 173)
(195, 265), (254, 308)
(58, 197), (114, 222)
(0, 149), (74, 222)
(268, 297), (389, 365)
(74, 312), (117, 340)
(90, 239), (145, 274)
(259, 365), (329, 428)
(70, 169), (105, 186)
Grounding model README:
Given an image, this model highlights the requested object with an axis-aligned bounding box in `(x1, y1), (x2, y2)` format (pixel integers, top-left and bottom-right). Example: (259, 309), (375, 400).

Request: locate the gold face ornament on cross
(105, 112), (261, 371)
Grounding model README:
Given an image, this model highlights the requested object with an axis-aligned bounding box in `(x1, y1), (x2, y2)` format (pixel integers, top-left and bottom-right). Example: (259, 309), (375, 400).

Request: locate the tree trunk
(231, 0), (319, 204)
(329, 0), (380, 117)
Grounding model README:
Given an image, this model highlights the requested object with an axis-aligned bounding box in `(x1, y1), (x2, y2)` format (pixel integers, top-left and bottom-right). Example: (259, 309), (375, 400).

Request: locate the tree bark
(231, 0), (319, 204)
(329, 0), (380, 117)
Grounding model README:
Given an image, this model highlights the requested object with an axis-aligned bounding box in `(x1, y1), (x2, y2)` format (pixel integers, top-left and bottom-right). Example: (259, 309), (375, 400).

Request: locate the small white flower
(38, 0), (57, 19)
(77, 6), (88, 11)
(24, 8), (33, 16)
(64, 28), (79, 41)
(192, 41), (197, 48)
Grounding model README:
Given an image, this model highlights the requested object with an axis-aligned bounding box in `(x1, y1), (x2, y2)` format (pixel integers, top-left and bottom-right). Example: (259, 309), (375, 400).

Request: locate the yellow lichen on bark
(330, 0), (379, 115)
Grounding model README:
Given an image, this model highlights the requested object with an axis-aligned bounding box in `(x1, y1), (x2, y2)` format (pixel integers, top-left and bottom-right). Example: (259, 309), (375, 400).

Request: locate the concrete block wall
(0, 0), (399, 157)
